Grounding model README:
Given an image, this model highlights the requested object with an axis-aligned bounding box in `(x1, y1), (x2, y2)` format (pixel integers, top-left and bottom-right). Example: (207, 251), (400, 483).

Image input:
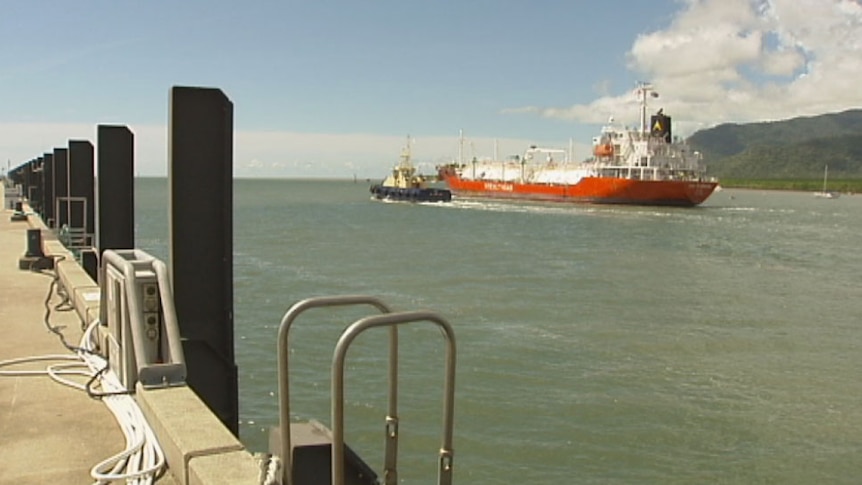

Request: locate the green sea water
(135, 178), (862, 484)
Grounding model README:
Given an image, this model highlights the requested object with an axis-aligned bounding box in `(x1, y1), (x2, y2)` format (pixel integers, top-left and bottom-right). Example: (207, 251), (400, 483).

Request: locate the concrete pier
(0, 192), (144, 483)
(0, 184), (261, 485)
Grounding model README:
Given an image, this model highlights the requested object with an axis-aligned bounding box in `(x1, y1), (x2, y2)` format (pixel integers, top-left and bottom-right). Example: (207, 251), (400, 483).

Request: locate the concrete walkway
(0, 189), (178, 484)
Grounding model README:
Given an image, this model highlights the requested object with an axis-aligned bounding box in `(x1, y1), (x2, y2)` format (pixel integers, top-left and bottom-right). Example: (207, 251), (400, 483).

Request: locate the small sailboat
(813, 165), (840, 199)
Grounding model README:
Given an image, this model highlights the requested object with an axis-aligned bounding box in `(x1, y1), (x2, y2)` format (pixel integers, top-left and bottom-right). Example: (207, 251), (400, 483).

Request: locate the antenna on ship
(400, 134), (412, 169)
(636, 82), (659, 135)
(458, 129), (464, 165)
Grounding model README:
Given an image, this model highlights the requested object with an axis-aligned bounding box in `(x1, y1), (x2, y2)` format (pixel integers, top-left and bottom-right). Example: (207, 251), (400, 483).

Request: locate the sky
(2, 0), (862, 179)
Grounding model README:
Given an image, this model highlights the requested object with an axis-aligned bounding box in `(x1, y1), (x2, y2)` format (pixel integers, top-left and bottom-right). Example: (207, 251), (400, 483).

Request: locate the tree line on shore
(688, 108), (862, 192)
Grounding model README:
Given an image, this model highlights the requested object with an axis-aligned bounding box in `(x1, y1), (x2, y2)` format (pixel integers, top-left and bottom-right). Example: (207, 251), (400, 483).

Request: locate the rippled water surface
(135, 179), (862, 484)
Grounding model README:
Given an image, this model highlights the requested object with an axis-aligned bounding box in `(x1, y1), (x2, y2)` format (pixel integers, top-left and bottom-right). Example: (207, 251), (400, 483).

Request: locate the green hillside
(687, 109), (862, 180)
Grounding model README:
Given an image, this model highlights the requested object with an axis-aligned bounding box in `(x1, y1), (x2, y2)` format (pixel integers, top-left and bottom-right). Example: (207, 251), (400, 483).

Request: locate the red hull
(439, 171), (717, 207)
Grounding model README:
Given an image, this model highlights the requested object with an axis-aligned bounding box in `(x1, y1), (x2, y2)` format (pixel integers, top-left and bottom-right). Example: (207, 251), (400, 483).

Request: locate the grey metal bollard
(26, 229), (45, 258)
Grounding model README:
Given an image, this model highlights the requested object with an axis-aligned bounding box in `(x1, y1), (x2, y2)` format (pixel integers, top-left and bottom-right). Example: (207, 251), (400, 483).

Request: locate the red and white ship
(438, 84), (718, 207)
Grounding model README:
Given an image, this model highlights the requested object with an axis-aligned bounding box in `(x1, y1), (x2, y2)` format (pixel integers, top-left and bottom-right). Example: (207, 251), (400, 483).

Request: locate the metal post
(276, 295), (392, 485)
(168, 85), (238, 435)
(42, 153), (55, 227)
(22, 160), (32, 205)
(53, 148), (68, 228)
(68, 140), (95, 243)
(331, 311), (457, 485)
(26, 229), (44, 258)
(29, 158), (42, 215)
(96, 125), (135, 253)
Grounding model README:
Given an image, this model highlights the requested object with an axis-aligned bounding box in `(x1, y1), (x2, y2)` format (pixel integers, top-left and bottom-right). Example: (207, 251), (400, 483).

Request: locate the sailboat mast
(823, 165), (828, 191)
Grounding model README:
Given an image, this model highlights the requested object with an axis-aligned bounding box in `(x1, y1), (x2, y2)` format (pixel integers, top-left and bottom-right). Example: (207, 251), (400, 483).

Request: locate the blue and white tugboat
(370, 137), (452, 203)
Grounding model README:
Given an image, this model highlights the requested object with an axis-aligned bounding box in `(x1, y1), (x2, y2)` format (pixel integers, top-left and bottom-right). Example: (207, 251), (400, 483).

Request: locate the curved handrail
(331, 310), (456, 485)
(276, 295), (392, 485)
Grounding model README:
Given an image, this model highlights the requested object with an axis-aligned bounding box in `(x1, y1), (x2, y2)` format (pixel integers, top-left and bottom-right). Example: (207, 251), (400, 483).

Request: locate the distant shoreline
(129, 175), (862, 194)
(718, 178), (862, 193)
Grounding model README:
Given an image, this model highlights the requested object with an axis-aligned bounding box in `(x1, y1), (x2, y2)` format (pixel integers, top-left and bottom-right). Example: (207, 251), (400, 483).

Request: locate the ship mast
(401, 135), (412, 169)
(637, 82), (657, 135)
(458, 129), (464, 165)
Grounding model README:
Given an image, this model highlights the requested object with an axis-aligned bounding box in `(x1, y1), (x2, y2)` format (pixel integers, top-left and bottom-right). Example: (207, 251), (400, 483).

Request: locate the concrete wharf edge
(0, 191), (260, 484)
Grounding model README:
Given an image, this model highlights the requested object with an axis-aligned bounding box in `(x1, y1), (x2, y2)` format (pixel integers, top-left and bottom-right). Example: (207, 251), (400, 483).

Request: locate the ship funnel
(650, 112), (672, 143)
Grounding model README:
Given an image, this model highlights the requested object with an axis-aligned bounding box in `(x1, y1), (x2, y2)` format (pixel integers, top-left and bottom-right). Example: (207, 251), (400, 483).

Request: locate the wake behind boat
(370, 137), (452, 203)
(438, 83), (718, 207)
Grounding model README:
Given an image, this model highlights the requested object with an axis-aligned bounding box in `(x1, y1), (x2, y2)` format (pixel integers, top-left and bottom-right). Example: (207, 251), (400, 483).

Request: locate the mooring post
(53, 148), (68, 229)
(18, 228), (52, 270)
(68, 140), (95, 249)
(21, 160), (31, 205)
(10, 165), (23, 187)
(25, 229), (44, 258)
(41, 153), (55, 227)
(29, 158), (42, 215)
(168, 85), (238, 435)
(10, 164), (28, 221)
(96, 125), (135, 254)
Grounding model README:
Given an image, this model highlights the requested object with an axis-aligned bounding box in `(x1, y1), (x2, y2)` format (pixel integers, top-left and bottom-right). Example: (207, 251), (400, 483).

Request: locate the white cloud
(3, 122), (588, 178)
(511, 0), (862, 134)
(232, 130), (581, 178)
(760, 48), (805, 76)
(0, 122), (168, 177)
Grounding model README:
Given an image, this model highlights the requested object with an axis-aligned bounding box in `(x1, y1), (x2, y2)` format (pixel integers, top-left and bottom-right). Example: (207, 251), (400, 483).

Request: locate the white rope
(0, 321), (166, 484)
(258, 453), (283, 485)
(79, 320), (166, 484)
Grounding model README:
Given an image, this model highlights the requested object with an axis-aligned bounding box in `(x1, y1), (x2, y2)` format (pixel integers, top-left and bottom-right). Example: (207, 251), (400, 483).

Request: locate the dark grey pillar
(96, 125), (135, 253)
(68, 140), (95, 240)
(41, 153), (55, 226)
(23, 160), (33, 202)
(8, 166), (18, 186)
(28, 159), (41, 213)
(53, 148), (69, 228)
(81, 249), (98, 282)
(26, 228), (45, 257)
(168, 86), (237, 435)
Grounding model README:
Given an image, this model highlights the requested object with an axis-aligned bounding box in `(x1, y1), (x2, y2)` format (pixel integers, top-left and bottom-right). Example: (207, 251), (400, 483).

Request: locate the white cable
(0, 354), (81, 375)
(79, 319), (166, 485)
(0, 355), (92, 392)
(0, 321), (166, 484)
(260, 455), (282, 485)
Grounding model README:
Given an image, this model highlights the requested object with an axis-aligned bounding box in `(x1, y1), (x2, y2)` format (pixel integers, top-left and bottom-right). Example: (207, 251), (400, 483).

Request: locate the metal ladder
(276, 295), (456, 485)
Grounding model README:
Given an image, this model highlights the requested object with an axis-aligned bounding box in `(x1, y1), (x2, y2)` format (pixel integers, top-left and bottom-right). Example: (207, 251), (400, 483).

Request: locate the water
(135, 179), (862, 484)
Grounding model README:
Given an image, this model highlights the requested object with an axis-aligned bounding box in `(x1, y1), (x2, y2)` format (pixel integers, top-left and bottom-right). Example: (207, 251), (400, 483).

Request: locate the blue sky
(3, 0), (862, 178)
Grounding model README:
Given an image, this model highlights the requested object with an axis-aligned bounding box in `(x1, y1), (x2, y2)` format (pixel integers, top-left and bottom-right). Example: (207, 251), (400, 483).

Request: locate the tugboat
(370, 137), (452, 203)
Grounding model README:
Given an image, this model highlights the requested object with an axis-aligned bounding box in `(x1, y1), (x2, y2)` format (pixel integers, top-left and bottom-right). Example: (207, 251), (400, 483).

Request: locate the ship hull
(370, 184), (452, 203)
(439, 171), (717, 207)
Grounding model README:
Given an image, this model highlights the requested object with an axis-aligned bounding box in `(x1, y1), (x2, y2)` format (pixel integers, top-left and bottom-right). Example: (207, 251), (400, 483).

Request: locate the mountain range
(686, 109), (862, 179)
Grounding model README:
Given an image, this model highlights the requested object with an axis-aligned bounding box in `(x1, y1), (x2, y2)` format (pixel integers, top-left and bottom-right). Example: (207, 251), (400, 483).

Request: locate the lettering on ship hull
(688, 182), (713, 196)
(484, 182), (514, 192)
